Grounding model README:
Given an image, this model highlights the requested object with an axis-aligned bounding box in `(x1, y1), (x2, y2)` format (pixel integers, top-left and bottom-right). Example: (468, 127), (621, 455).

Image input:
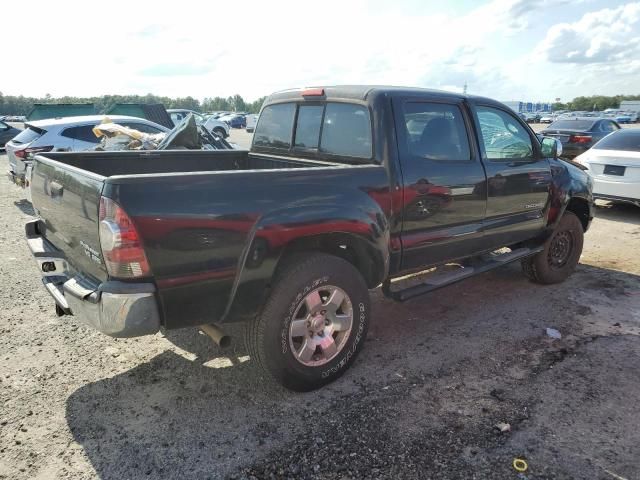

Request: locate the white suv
(6, 115), (169, 187)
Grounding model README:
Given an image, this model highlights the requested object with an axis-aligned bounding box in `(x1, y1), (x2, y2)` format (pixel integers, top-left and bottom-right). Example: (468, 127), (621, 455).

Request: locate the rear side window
(402, 102), (471, 161)
(253, 103), (296, 149)
(320, 103), (371, 158)
(61, 125), (100, 144)
(11, 126), (44, 145)
(599, 121), (618, 133)
(594, 130), (640, 151)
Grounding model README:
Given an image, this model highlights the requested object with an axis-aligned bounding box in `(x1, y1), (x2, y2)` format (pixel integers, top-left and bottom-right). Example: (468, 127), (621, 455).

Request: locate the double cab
(26, 86), (593, 391)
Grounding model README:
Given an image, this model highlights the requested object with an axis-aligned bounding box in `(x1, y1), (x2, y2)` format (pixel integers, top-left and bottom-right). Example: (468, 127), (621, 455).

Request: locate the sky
(1, 0), (639, 103)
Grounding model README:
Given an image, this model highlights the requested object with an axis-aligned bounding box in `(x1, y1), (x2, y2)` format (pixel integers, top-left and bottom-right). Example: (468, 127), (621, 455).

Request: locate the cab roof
(266, 85), (500, 106)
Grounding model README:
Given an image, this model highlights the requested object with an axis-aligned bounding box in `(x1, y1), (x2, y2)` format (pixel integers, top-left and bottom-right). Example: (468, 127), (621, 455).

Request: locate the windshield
(594, 130), (640, 152)
(547, 120), (595, 130)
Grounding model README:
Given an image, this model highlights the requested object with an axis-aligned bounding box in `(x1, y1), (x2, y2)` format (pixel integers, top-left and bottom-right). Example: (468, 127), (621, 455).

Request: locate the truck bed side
(106, 164), (392, 328)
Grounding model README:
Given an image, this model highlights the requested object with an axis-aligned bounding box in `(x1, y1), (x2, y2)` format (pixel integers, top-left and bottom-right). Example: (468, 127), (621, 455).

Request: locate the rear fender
(221, 204), (390, 322)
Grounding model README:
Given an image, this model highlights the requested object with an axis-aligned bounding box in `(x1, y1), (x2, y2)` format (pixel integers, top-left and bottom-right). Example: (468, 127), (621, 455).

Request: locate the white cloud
(0, 0), (636, 102)
(536, 2), (640, 63)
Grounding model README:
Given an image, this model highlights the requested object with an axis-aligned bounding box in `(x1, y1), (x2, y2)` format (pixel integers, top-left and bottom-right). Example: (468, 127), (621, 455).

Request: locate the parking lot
(0, 126), (639, 479)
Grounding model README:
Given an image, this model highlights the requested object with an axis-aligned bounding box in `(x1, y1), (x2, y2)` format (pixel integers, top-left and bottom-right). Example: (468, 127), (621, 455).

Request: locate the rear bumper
(26, 220), (161, 338)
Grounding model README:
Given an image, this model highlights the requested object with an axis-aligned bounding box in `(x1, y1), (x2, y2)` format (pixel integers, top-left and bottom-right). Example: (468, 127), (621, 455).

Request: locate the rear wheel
(521, 211), (584, 284)
(213, 127), (226, 138)
(245, 253), (370, 391)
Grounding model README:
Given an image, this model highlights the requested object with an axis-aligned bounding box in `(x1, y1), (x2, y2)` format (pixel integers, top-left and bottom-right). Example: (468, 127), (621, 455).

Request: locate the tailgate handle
(50, 181), (64, 197)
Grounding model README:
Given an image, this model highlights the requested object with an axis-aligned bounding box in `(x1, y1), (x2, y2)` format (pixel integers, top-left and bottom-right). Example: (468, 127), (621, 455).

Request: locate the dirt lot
(1, 147), (639, 480)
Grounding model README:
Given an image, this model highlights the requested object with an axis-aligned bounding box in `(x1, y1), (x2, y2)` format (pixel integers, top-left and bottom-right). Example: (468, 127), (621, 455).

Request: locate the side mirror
(541, 136), (562, 159)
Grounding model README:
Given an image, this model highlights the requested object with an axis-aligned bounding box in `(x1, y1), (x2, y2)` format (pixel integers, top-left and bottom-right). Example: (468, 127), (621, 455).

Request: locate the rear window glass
(594, 130), (640, 152)
(11, 126), (44, 144)
(61, 125), (100, 143)
(294, 105), (323, 150)
(320, 103), (372, 158)
(548, 120), (595, 130)
(253, 103), (296, 149)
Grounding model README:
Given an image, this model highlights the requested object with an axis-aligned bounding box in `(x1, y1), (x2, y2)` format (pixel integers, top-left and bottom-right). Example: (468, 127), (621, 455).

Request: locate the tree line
(3, 92), (639, 117)
(0, 92), (267, 116)
(552, 94), (640, 112)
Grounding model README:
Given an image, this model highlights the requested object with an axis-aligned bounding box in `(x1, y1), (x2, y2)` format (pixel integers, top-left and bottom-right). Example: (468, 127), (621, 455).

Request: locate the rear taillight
(568, 135), (592, 144)
(99, 196), (151, 278)
(14, 145), (53, 160)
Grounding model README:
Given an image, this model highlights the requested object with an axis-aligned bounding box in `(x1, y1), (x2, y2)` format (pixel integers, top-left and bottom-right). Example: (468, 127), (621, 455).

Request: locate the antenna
(463, 82), (468, 95)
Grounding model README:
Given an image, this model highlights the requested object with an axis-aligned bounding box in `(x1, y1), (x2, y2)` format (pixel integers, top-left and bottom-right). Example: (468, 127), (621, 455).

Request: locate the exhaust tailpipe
(200, 324), (231, 349)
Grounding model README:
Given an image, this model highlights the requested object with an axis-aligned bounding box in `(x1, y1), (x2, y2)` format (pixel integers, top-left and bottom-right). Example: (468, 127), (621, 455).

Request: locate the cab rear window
(253, 104), (295, 150)
(254, 102), (372, 159)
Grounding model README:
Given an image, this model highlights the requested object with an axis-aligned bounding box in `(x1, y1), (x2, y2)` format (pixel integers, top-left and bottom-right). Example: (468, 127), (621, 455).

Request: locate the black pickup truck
(26, 86), (593, 391)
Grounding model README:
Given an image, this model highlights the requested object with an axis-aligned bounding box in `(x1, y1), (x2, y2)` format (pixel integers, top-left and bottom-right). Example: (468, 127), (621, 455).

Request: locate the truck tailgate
(30, 155), (108, 282)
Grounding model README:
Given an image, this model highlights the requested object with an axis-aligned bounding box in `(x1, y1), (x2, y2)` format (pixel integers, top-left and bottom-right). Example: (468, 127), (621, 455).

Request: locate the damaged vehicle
(7, 114), (232, 189)
(6, 115), (169, 188)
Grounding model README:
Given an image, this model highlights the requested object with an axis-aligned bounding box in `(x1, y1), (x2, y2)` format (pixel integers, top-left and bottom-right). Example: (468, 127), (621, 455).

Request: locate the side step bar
(382, 246), (543, 302)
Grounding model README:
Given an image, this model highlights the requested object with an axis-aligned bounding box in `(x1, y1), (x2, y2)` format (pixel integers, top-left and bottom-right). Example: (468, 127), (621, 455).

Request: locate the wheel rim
(288, 285), (353, 367)
(548, 230), (573, 269)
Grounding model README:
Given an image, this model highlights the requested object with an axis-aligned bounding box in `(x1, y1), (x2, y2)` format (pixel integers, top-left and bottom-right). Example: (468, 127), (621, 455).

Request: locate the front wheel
(521, 211), (584, 284)
(246, 253), (370, 391)
(213, 127), (226, 138)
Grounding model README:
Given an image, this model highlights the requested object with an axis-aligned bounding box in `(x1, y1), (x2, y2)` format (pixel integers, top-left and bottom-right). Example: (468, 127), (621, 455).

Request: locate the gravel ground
(1, 150), (639, 480)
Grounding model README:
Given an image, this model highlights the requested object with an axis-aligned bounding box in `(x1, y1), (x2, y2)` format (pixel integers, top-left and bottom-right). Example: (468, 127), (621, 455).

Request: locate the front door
(471, 104), (552, 248)
(394, 98), (488, 270)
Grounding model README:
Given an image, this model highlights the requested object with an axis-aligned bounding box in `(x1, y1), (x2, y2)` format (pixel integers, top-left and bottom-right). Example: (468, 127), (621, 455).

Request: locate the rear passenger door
(471, 104), (552, 248)
(393, 98), (488, 269)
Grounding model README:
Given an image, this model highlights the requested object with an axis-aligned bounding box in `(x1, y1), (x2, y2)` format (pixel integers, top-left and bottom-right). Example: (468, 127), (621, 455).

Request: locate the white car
(574, 129), (640, 207)
(167, 109), (230, 138)
(6, 115), (169, 188)
(539, 113), (555, 123)
(245, 114), (259, 133)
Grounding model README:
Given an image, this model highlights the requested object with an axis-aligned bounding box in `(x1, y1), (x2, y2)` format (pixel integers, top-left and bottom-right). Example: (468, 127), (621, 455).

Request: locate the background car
(220, 113), (247, 129)
(540, 117), (620, 158)
(574, 129), (640, 207)
(6, 115), (169, 187)
(0, 120), (20, 149)
(167, 109), (230, 138)
(245, 114), (259, 133)
(539, 113), (555, 123)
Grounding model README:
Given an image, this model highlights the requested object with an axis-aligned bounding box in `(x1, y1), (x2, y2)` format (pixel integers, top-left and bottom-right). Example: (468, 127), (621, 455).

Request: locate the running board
(382, 246), (543, 302)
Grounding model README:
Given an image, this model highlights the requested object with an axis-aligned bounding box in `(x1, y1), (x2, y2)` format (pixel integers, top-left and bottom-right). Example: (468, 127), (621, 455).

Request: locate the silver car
(6, 115), (169, 188)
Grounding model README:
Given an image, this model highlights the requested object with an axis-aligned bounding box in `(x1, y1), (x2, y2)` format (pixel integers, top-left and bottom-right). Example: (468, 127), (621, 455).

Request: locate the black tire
(246, 253), (370, 391)
(213, 127), (226, 138)
(521, 211), (584, 284)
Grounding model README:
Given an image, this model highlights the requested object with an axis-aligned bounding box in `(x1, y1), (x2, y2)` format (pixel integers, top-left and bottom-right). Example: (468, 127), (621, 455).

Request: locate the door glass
(476, 106), (534, 160)
(403, 102), (471, 161)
